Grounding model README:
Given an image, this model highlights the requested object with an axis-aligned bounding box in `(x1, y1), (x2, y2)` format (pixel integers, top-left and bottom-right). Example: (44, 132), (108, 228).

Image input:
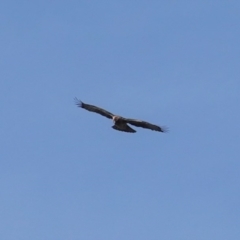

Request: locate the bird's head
(112, 116), (119, 123)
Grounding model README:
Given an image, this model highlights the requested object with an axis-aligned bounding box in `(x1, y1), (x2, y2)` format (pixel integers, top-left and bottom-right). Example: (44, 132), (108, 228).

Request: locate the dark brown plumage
(74, 98), (168, 133)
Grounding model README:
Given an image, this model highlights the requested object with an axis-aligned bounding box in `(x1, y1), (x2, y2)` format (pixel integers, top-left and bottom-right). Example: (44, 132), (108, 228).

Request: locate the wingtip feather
(160, 126), (169, 133)
(74, 97), (83, 108)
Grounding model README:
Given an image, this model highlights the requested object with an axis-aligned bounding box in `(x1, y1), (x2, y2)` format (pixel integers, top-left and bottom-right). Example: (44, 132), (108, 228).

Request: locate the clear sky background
(1, 1), (240, 239)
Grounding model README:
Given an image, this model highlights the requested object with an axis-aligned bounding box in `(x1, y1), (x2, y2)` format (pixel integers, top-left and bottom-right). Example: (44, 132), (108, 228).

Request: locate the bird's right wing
(74, 98), (114, 119)
(123, 118), (168, 132)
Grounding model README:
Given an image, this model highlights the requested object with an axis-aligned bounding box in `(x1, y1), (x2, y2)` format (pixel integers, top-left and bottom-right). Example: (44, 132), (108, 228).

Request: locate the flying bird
(74, 98), (168, 133)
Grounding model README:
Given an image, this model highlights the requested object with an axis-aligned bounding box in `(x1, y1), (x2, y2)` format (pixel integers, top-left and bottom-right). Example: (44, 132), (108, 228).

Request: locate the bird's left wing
(123, 118), (168, 132)
(74, 98), (114, 119)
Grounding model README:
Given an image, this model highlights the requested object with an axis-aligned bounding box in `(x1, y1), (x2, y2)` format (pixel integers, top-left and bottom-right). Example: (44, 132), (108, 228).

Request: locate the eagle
(74, 98), (168, 133)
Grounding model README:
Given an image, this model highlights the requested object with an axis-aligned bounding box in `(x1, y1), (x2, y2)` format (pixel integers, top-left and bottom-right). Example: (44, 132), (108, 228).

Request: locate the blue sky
(1, 1), (240, 239)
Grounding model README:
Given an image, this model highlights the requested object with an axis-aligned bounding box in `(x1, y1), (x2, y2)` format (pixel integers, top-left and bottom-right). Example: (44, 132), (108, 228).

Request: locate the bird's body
(74, 98), (168, 133)
(112, 116), (136, 133)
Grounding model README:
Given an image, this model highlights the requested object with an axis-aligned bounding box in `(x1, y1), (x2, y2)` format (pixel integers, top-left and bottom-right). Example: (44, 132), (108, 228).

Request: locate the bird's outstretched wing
(74, 98), (114, 119)
(123, 118), (168, 132)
